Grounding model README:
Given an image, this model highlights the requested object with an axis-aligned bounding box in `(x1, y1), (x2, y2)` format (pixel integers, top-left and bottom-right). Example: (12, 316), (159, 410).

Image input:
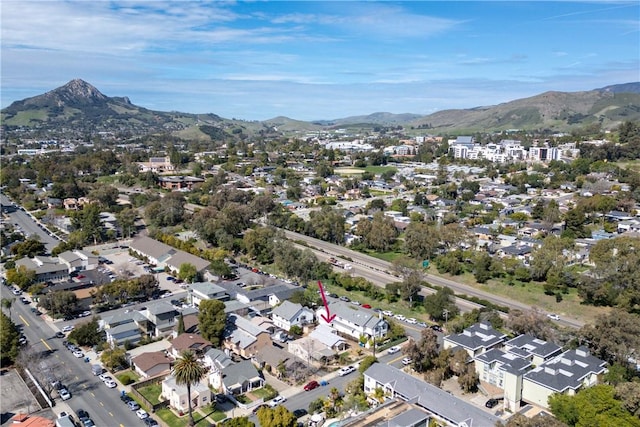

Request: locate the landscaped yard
(155, 407), (209, 427)
(234, 394), (253, 404)
(137, 382), (163, 405)
(116, 370), (140, 385)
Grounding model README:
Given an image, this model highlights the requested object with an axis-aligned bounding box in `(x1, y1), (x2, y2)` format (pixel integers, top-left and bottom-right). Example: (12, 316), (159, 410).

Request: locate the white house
(315, 301), (387, 342)
(271, 301), (314, 331)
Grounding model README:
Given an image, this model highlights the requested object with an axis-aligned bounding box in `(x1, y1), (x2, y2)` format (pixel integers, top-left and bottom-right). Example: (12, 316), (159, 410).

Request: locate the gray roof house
(58, 250), (99, 272)
(223, 313), (272, 359)
(15, 256), (69, 283)
(220, 360), (265, 395)
(271, 301), (314, 331)
(504, 334), (562, 367)
(236, 284), (298, 308)
(522, 347), (607, 409)
(364, 363), (501, 427)
(315, 301), (388, 342)
(139, 301), (178, 338)
(188, 281), (229, 307)
(443, 322), (508, 357)
(129, 236), (210, 274)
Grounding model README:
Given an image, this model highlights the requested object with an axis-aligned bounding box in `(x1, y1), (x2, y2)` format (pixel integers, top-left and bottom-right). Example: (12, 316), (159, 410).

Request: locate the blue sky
(1, 1), (639, 121)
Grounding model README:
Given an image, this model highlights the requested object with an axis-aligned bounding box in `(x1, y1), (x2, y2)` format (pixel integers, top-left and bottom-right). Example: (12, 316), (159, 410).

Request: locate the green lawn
(198, 405), (227, 422)
(137, 383), (162, 405)
(155, 407), (209, 427)
(116, 370), (140, 385)
(251, 388), (271, 399)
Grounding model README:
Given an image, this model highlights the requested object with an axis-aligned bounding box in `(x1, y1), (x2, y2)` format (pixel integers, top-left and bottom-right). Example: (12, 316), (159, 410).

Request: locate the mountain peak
(53, 79), (107, 102)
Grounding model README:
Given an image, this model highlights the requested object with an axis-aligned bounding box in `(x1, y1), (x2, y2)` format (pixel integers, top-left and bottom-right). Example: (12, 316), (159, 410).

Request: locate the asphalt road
(1, 286), (144, 427)
(282, 229), (585, 329)
(1, 193), (62, 254)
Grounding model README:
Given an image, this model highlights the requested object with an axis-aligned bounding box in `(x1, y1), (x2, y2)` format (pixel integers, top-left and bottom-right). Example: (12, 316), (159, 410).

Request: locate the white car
(547, 313), (560, 321)
(104, 379), (117, 388)
(269, 395), (286, 407)
(338, 365), (356, 376)
(59, 388), (71, 401)
(99, 373), (112, 382)
(73, 350), (85, 358)
(394, 314), (406, 321)
(402, 357), (412, 366)
(62, 325), (75, 333)
(387, 346), (401, 354)
(382, 310), (394, 316)
(405, 318), (417, 324)
(136, 409), (149, 420)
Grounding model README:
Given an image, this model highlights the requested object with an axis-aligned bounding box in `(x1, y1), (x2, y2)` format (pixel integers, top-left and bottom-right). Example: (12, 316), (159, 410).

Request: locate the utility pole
(443, 309), (449, 330)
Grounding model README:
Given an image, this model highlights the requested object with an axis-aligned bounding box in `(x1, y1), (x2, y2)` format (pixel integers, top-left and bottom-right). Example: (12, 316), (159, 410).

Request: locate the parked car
(73, 350), (85, 358)
(59, 388), (71, 401)
(338, 365), (356, 376)
(387, 346), (401, 354)
(62, 325), (75, 333)
(405, 317), (417, 324)
(98, 373), (112, 382)
(339, 296), (350, 302)
(382, 310), (393, 316)
(120, 395), (133, 404)
(77, 410), (90, 424)
(485, 398), (502, 408)
(361, 304), (372, 309)
(104, 379), (117, 388)
(143, 418), (159, 427)
(127, 401), (140, 411)
(430, 325), (443, 332)
(547, 313), (560, 321)
(269, 395), (286, 407)
(394, 314), (406, 321)
(304, 380), (320, 391)
(292, 409), (308, 419)
(55, 332), (65, 338)
(402, 357), (412, 366)
(136, 409), (149, 420)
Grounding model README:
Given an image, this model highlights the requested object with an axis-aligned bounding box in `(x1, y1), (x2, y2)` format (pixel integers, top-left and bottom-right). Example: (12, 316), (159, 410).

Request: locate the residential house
(203, 348), (234, 391)
(504, 334), (562, 367)
(236, 284), (298, 311)
(157, 176), (205, 191)
(443, 322), (507, 357)
(220, 360), (265, 395)
(161, 374), (211, 413)
(223, 313), (272, 359)
(521, 347), (607, 409)
(364, 363), (501, 427)
(271, 301), (314, 331)
(131, 351), (172, 379)
(139, 301), (178, 338)
(101, 312), (144, 346)
(315, 301), (388, 342)
(289, 335), (338, 364)
(58, 250), (99, 273)
(138, 157), (175, 174)
(170, 333), (213, 358)
(188, 281), (229, 307)
(474, 349), (532, 412)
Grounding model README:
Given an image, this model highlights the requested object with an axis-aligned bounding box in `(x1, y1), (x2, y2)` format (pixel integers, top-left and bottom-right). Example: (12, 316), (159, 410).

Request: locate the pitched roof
(364, 363), (500, 426)
(171, 333), (212, 353)
(132, 351), (172, 372)
(204, 348), (233, 370)
(475, 348), (531, 375)
(190, 281), (228, 298)
(272, 301), (305, 321)
(505, 334), (562, 359)
(326, 301), (385, 329)
(240, 284), (297, 301)
(524, 347), (607, 392)
(444, 322), (507, 351)
(309, 324), (347, 348)
(221, 360), (262, 388)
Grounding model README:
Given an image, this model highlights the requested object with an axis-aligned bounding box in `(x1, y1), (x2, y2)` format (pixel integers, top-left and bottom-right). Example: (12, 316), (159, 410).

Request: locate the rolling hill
(2, 79), (639, 138)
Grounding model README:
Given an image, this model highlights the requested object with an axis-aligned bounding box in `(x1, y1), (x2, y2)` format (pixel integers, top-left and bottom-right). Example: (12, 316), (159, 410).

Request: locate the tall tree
(197, 299), (226, 347)
(0, 311), (20, 366)
(256, 405), (297, 427)
(172, 350), (207, 427)
(1, 298), (14, 320)
(391, 256), (423, 306)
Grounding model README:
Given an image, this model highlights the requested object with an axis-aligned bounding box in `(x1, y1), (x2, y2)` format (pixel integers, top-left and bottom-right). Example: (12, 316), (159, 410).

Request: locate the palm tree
(172, 350), (207, 427)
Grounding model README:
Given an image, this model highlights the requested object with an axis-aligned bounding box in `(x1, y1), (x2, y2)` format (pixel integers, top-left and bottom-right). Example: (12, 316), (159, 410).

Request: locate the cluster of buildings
(447, 136), (581, 163)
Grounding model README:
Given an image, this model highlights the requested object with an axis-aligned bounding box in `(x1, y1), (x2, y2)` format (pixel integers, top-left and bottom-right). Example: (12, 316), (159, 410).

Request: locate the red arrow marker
(318, 281), (336, 323)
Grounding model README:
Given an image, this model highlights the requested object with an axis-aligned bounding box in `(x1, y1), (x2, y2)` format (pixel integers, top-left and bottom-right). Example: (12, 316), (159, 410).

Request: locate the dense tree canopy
(197, 299), (227, 347)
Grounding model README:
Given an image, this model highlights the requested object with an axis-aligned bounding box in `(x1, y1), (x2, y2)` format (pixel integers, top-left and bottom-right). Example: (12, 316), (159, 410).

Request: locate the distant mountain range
(2, 79), (639, 139)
